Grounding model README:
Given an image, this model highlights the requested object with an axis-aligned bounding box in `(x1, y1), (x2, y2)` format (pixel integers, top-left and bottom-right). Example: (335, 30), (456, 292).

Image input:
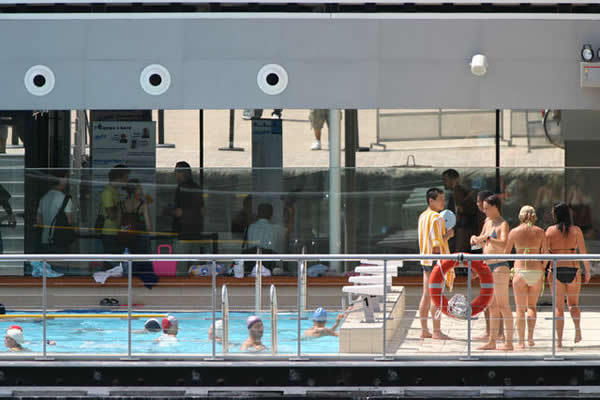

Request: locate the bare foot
(556, 341), (563, 349)
(575, 330), (582, 344)
(432, 332), (451, 340)
(498, 343), (514, 351)
(477, 342), (496, 350)
(528, 338), (535, 347)
(420, 331), (433, 339)
(517, 342), (525, 350)
(474, 333), (489, 341)
(497, 335), (505, 342)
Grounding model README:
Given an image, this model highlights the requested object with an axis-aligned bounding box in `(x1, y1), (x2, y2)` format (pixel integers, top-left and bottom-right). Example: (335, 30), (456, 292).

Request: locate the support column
(329, 109), (342, 272)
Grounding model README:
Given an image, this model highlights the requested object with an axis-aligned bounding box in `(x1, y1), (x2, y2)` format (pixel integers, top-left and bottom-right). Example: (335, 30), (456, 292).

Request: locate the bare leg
(495, 269), (514, 351)
(474, 308), (491, 340)
(512, 273), (528, 349)
(527, 278), (544, 347)
(419, 269), (433, 338)
(431, 302), (450, 340)
(477, 296), (499, 350)
(314, 128), (322, 142)
(554, 281), (566, 349)
(566, 273), (583, 344)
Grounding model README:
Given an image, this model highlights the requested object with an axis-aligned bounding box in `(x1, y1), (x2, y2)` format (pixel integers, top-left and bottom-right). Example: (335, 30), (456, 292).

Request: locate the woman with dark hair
(471, 194), (513, 351)
(120, 179), (152, 253)
(545, 202), (591, 348)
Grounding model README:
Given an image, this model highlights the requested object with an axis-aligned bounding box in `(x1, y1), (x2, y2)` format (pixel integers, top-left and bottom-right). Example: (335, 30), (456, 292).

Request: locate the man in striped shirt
(418, 188), (454, 340)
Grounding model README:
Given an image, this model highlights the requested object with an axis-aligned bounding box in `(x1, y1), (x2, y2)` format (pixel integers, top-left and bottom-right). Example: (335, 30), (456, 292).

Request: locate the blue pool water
(1, 311), (339, 355)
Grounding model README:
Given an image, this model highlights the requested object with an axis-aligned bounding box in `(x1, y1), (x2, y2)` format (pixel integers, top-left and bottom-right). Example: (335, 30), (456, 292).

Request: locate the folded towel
(30, 261), (64, 278)
(93, 264), (123, 284)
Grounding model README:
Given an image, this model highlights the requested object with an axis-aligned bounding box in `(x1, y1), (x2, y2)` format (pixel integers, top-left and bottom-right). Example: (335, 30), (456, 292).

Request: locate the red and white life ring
(429, 260), (494, 317)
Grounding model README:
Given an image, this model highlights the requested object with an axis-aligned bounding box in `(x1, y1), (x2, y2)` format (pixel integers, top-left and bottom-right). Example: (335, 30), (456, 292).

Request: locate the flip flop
(109, 298), (120, 306)
(99, 298), (111, 306)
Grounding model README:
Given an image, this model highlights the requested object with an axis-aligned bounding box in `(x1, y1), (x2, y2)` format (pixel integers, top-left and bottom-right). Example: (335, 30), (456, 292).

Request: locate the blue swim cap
(313, 307), (327, 322)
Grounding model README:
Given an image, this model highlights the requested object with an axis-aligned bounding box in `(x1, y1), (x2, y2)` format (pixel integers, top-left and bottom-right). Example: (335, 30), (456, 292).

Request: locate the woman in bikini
(505, 206), (547, 349)
(545, 202), (591, 349)
(471, 194), (513, 351)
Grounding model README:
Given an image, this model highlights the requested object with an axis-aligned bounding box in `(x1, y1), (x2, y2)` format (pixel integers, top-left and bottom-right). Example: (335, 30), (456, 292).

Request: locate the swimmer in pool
(132, 318), (162, 334)
(303, 308), (343, 338)
(155, 315), (179, 342)
(545, 202), (591, 349)
(4, 325), (55, 351)
(241, 315), (265, 351)
(208, 319), (223, 343)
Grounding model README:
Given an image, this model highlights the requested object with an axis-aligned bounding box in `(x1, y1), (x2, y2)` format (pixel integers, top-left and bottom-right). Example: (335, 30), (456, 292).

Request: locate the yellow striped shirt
(418, 207), (454, 289)
(418, 207), (450, 266)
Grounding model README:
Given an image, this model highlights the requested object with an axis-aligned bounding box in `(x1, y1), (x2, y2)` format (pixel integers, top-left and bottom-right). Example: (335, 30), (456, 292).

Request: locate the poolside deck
(391, 309), (600, 358)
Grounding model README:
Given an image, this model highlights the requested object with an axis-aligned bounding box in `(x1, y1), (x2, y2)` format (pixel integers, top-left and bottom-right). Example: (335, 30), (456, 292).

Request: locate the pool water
(1, 311), (339, 355)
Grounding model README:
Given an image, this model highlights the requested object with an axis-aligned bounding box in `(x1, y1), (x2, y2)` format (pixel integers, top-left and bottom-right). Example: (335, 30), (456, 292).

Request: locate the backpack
(118, 201), (144, 246)
(49, 195), (76, 247)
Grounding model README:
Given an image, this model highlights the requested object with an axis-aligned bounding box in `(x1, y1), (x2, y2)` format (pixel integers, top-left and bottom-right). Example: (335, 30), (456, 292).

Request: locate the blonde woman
(505, 206), (547, 349)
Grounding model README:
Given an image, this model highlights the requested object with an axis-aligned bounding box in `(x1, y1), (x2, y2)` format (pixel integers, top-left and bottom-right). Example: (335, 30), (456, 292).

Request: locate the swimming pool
(1, 311), (339, 355)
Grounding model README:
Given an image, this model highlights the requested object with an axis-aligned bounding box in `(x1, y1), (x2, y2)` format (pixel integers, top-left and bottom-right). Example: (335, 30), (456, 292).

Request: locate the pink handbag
(153, 244), (177, 276)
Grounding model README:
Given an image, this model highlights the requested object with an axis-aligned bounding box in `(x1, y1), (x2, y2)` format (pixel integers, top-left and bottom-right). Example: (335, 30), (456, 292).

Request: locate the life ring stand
(429, 259), (494, 318)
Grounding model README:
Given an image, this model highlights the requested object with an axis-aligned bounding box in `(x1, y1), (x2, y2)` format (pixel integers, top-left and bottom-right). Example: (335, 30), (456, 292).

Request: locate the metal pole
(329, 109), (342, 272)
(42, 260), (47, 357)
(552, 259), (557, 358)
(300, 247), (307, 313)
(222, 285), (229, 355)
(127, 258), (132, 357)
(219, 110), (244, 151)
(255, 248), (262, 313)
(212, 260), (217, 358)
(467, 260), (472, 359)
(382, 259), (388, 358)
(158, 109), (165, 145)
(297, 260), (302, 358)
(495, 109), (501, 194)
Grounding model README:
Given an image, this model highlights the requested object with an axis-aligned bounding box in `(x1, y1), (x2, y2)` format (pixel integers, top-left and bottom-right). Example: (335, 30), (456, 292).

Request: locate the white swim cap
(215, 320), (223, 337)
(5, 328), (24, 345)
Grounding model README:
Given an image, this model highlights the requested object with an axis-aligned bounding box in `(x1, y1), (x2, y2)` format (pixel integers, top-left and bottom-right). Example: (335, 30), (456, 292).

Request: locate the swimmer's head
(144, 318), (161, 332)
(519, 205), (537, 225)
(5, 326), (24, 348)
(162, 315), (179, 335)
(246, 315), (263, 339)
(215, 319), (223, 338)
(312, 307), (327, 325)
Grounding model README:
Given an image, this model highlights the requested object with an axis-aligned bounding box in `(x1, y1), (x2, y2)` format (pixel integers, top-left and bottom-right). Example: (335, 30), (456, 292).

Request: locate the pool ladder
(221, 283), (279, 355)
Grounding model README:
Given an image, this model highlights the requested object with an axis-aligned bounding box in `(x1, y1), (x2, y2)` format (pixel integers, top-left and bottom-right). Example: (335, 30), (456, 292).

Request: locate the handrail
(270, 284), (278, 355)
(2, 253), (599, 262)
(222, 284), (229, 354)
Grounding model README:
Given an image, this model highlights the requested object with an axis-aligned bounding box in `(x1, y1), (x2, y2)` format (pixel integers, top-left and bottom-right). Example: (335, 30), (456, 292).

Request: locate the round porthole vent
(140, 64), (171, 95)
(24, 65), (55, 96)
(257, 64), (288, 95)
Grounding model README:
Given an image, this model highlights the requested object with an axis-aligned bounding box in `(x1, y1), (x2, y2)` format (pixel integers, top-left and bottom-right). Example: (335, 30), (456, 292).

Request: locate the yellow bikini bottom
(515, 269), (544, 286)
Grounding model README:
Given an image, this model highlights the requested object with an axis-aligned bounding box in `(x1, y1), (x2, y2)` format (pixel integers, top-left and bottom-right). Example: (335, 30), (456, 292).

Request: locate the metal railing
(0, 252), (598, 361)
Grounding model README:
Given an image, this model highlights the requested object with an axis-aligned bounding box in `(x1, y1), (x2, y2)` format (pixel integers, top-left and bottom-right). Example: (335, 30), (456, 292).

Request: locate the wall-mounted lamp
(470, 54), (488, 76)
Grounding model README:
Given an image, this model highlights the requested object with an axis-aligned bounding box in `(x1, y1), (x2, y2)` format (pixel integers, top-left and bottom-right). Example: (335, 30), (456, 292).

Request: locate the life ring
(429, 259), (494, 317)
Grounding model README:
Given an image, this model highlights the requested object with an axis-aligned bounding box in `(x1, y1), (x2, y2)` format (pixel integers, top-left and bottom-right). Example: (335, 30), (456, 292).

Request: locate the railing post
(297, 259), (302, 358)
(222, 284), (229, 355)
(382, 259), (388, 359)
(467, 258), (472, 359)
(255, 249), (262, 313)
(551, 259), (557, 359)
(42, 260), (47, 358)
(211, 260), (217, 358)
(300, 248), (307, 314)
(270, 284), (278, 355)
(127, 257), (132, 358)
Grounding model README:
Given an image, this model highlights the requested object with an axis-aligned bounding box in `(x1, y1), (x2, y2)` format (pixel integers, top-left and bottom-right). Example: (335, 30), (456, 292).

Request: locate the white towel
(93, 264), (123, 284)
